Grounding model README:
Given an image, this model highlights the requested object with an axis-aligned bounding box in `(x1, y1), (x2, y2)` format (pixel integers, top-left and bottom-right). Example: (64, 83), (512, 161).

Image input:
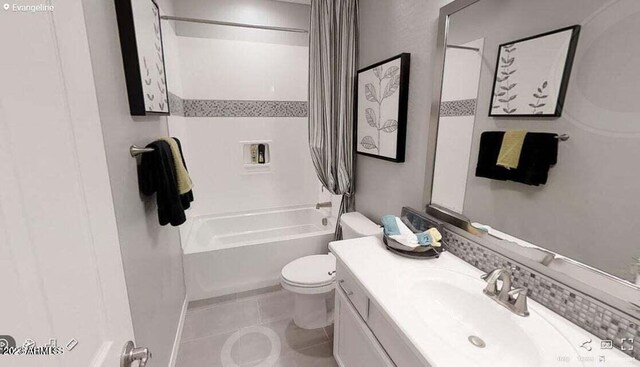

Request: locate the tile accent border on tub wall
(439, 98), (477, 117)
(401, 208), (640, 360)
(167, 92), (308, 118)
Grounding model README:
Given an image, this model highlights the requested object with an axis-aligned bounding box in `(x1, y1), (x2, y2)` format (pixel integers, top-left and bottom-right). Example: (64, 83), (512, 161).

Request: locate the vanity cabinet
(334, 286), (394, 367)
(334, 260), (427, 367)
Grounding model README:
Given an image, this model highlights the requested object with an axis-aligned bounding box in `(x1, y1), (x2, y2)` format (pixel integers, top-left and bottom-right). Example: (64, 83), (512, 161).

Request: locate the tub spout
(316, 202), (332, 209)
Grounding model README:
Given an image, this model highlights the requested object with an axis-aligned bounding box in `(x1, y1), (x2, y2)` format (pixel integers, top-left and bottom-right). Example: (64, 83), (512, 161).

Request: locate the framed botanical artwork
(115, 0), (170, 116)
(489, 25), (580, 117)
(356, 53), (410, 162)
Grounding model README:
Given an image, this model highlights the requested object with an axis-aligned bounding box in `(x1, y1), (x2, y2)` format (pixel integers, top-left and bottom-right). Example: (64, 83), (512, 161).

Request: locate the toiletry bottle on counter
(250, 144), (258, 164)
(258, 144), (265, 164)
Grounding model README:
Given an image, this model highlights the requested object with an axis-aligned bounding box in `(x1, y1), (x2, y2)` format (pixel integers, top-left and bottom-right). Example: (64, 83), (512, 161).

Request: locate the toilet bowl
(280, 212), (382, 329)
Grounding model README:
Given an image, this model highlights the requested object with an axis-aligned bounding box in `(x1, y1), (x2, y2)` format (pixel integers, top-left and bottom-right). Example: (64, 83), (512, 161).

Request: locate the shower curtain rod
(446, 44), (480, 52)
(160, 15), (309, 34)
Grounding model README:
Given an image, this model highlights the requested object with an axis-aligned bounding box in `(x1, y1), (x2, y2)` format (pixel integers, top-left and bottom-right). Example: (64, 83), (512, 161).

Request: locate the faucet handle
(481, 269), (504, 295)
(507, 287), (526, 298)
(508, 288), (530, 316)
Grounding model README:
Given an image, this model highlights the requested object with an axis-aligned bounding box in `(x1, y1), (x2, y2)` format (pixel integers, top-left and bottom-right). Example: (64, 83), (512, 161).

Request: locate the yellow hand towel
(497, 130), (527, 169)
(160, 137), (193, 195)
(427, 228), (442, 247)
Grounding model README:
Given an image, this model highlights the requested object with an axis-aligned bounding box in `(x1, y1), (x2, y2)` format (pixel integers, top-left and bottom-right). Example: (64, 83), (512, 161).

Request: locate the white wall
(178, 37), (308, 100)
(171, 0), (310, 46)
(166, 30), (318, 217)
(81, 1), (186, 366)
(176, 115), (319, 217)
(431, 39), (484, 213)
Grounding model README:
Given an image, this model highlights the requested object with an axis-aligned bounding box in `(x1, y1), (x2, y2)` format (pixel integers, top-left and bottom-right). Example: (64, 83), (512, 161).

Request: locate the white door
(0, 2), (136, 367)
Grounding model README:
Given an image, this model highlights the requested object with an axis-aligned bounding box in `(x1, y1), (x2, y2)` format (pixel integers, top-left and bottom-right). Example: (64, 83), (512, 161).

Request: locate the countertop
(330, 236), (638, 367)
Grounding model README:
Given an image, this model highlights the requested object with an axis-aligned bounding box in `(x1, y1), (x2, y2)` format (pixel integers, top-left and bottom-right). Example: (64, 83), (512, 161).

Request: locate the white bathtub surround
(178, 37), (308, 101)
(183, 207), (334, 300)
(330, 237), (638, 367)
(166, 36), (318, 218)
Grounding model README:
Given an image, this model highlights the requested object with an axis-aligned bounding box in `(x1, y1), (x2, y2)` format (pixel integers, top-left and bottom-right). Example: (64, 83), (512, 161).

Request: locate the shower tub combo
(182, 206), (335, 300)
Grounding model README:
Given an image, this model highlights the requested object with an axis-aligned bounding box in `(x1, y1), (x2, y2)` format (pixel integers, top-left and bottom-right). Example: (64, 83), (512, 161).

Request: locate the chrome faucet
(316, 201), (332, 209)
(481, 268), (529, 317)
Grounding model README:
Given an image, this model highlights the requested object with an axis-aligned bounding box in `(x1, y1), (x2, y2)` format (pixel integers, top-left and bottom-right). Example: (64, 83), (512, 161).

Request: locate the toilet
(280, 212), (382, 329)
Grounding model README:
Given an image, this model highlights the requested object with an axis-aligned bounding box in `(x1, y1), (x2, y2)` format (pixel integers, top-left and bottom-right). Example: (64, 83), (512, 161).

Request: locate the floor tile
(291, 342), (337, 367)
(178, 288), (337, 367)
(263, 318), (329, 356)
(258, 289), (295, 323)
(233, 325), (281, 366)
(176, 331), (236, 367)
(181, 298), (260, 341)
(241, 352), (297, 367)
(323, 324), (334, 341)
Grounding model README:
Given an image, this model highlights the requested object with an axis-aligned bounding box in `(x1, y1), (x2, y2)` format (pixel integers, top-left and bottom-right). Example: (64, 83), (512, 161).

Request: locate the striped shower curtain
(308, 0), (359, 239)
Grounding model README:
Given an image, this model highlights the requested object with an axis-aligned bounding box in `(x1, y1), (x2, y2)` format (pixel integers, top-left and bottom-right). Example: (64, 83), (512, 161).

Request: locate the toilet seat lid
(281, 254), (336, 287)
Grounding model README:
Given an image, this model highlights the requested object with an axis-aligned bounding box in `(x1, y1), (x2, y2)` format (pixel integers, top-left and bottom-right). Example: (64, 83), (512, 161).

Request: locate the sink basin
(407, 270), (583, 367)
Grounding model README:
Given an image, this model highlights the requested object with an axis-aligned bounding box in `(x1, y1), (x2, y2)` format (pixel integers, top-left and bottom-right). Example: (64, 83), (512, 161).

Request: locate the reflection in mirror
(430, 0), (640, 298)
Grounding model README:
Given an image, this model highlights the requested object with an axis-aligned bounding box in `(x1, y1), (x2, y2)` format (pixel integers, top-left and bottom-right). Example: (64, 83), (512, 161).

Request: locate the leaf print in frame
(489, 25), (581, 117)
(360, 136), (377, 150)
(529, 80), (548, 114)
(381, 119), (398, 133)
(383, 75), (400, 99)
(365, 108), (377, 127)
(492, 43), (518, 114)
(356, 53), (410, 162)
(115, 0), (171, 115)
(364, 83), (378, 103)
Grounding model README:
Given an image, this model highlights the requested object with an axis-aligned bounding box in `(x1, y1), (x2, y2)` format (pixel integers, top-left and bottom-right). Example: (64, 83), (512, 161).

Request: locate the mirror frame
(422, 0), (640, 320)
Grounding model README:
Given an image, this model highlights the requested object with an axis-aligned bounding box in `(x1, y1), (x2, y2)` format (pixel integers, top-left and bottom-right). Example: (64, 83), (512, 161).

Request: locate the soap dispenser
(258, 144), (266, 164)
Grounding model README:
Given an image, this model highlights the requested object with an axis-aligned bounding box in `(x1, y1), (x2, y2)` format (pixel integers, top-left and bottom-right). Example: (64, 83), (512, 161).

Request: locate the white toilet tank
(340, 212), (383, 240)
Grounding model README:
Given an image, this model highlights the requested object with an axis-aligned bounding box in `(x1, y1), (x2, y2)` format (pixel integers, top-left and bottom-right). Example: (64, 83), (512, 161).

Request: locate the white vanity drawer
(367, 301), (429, 367)
(336, 261), (369, 320)
(335, 287), (395, 367)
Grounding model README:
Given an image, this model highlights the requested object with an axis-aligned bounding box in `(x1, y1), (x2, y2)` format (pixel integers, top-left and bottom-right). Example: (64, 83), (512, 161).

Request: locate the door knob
(121, 341), (152, 367)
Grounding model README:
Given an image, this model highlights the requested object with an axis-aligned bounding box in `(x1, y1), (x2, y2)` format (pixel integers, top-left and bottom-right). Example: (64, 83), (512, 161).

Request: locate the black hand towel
(139, 140), (186, 226)
(475, 131), (510, 181)
(509, 133), (558, 186)
(475, 131), (558, 186)
(173, 137), (194, 209)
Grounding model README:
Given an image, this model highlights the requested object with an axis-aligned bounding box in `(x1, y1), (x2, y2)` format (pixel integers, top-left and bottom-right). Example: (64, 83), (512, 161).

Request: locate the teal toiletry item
(416, 232), (432, 245)
(381, 215), (400, 236)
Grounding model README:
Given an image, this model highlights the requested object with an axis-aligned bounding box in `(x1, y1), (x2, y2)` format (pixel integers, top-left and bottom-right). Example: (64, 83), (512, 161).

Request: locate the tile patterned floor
(177, 286), (337, 367)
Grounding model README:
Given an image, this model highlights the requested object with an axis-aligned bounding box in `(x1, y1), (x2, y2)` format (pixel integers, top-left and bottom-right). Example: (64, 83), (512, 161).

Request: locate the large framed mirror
(425, 0), (640, 317)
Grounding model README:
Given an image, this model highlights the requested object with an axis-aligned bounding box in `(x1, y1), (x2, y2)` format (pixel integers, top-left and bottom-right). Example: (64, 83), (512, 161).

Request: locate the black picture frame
(114, 0), (170, 116)
(355, 53), (410, 162)
(488, 25), (580, 118)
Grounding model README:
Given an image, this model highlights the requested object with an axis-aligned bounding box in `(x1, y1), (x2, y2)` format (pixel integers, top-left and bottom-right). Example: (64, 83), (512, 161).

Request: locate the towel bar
(130, 145), (154, 157)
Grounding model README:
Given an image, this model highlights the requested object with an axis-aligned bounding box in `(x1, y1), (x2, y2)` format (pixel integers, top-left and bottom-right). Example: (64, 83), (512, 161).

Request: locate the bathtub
(182, 206), (335, 301)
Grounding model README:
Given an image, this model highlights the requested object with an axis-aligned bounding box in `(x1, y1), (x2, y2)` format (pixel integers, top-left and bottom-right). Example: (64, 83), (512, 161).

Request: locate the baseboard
(187, 278), (280, 301)
(168, 297), (188, 367)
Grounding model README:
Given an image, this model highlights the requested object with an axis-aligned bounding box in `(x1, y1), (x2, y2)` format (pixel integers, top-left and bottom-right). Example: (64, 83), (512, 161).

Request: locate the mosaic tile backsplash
(167, 92), (308, 118)
(402, 208), (640, 360)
